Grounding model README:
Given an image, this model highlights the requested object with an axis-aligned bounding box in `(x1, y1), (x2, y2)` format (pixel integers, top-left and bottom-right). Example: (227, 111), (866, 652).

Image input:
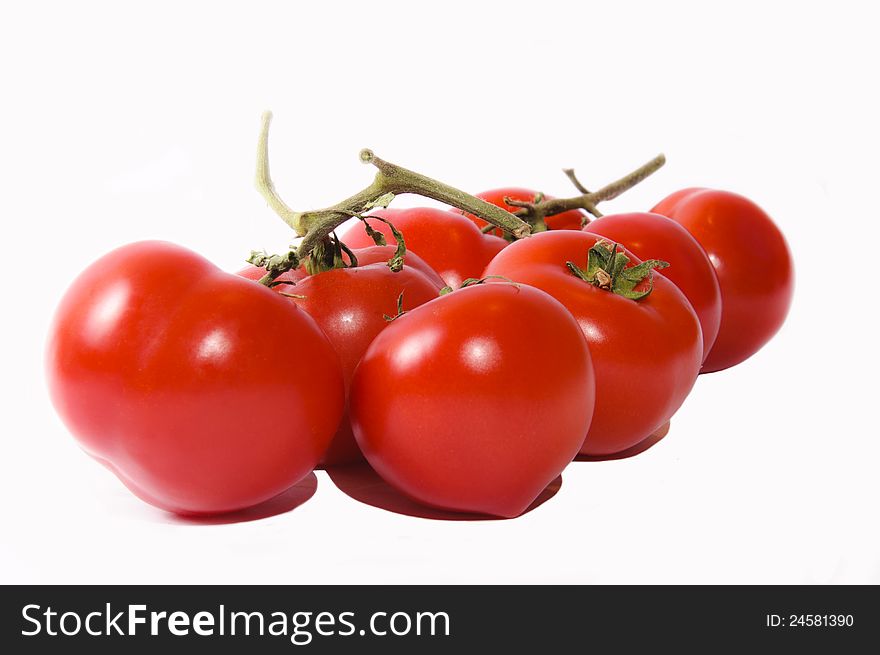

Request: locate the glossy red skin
(237, 247), (444, 466)
(650, 187), (707, 217)
(236, 245), (446, 290)
(338, 208), (508, 289)
(288, 253), (444, 466)
(485, 231), (702, 456)
(456, 187), (586, 236)
(350, 283), (595, 518)
(586, 212), (722, 363)
(651, 189), (794, 372)
(46, 241), (345, 515)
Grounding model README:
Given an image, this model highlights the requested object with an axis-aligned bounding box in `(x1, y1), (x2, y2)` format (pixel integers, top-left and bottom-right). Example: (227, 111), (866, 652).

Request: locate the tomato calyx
(308, 212), (409, 275)
(248, 211), (411, 284)
(383, 292), (407, 322)
(246, 248), (300, 286)
(566, 240), (669, 300)
(439, 275), (516, 295)
(355, 214), (407, 273)
(304, 233), (360, 275)
(487, 192), (551, 239)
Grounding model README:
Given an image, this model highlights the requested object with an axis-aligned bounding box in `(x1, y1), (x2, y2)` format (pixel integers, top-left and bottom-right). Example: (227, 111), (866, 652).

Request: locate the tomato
(238, 244), (445, 466)
(651, 189), (794, 372)
(455, 187), (586, 236)
(585, 212), (722, 363)
(46, 241), (345, 515)
(349, 283), (595, 518)
(338, 208), (507, 289)
(236, 245), (446, 290)
(280, 248), (444, 466)
(650, 187), (706, 217)
(485, 231), (702, 456)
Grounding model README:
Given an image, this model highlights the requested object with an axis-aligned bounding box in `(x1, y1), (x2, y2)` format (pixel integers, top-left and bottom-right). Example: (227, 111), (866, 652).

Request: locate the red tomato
(455, 187), (586, 236)
(338, 208), (507, 289)
(650, 187), (706, 217)
(236, 245), (446, 290)
(46, 241), (345, 515)
(586, 212), (722, 363)
(282, 248), (444, 466)
(238, 246), (445, 465)
(485, 231), (702, 456)
(349, 283), (595, 518)
(651, 189), (794, 372)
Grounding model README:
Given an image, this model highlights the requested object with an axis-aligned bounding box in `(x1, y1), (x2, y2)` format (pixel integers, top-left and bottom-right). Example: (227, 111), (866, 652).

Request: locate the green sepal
(337, 236), (359, 269)
(247, 248), (299, 285)
(359, 215), (407, 273)
(438, 275), (517, 296)
(304, 232), (357, 275)
(247, 249), (297, 272)
(461, 275), (515, 288)
(362, 221), (387, 247)
(459, 277), (483, 288)
(384, 222), (406, 273)
(383, 291), (406, 322)
(614, 258), (669, 299)
(567, 240), (669, 301)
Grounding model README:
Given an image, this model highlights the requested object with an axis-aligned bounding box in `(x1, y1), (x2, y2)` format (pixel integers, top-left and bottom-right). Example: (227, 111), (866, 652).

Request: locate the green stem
(548, 154), (666, 213)
(254, 111), (302, 233)
(562, 168), (591, 195)
(512, 155), (666, 227)
(562, 168), (602, 219)
(254, 112), (531, 262)
(358, 150), (531, 238)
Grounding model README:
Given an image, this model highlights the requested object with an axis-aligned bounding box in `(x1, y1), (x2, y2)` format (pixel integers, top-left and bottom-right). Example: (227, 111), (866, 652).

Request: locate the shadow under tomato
(325, 463), (561, 521)
(574, 421), (670, 462)
(166, 473), (319, 525)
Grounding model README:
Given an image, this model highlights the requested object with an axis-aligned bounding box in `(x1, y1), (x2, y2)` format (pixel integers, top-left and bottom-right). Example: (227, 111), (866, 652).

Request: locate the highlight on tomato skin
(485, 230), (703, 457)
(585, 211), (722, 364)
(349, 282), (596, 518)
(45, 240), (346, 515)
(651, 188), (794, 373)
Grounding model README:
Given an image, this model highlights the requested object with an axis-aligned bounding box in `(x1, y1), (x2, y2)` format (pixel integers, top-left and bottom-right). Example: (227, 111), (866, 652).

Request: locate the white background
(2, 1), (878, 584)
